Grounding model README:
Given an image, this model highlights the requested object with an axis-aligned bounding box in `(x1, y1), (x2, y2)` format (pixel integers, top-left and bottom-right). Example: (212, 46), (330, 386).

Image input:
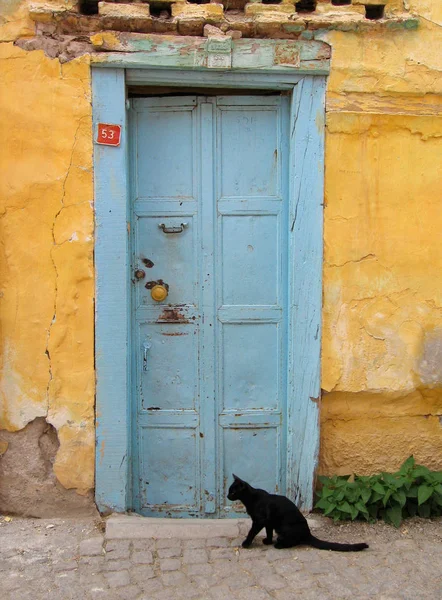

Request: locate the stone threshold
(105, 513), (320, 539)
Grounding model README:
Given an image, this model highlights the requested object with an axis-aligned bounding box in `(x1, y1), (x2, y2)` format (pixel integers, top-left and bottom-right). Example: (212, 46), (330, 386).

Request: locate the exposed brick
(99, 2), (151, 18)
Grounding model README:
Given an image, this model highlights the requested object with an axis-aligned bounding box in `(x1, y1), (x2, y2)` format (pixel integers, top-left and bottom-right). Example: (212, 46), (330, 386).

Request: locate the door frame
(92, 41), (328, 514)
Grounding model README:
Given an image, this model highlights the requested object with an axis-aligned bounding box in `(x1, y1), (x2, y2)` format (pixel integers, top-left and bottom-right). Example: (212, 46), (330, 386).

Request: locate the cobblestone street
(1, 514), (441, 600)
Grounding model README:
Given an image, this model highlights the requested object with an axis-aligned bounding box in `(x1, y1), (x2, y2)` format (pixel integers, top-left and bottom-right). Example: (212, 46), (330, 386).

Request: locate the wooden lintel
(91, 33), (330, 73)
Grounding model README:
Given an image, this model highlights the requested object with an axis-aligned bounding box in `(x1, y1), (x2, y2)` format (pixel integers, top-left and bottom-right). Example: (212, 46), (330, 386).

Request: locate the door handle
(142, 341), (151, 372)
(158, 222), (188, 234)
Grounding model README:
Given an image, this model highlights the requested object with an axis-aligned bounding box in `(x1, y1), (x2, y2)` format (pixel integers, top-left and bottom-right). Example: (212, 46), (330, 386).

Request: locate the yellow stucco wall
(1, 1), (441, 502)
(1, 3), (95, 493)
(319, 3), (442, 474)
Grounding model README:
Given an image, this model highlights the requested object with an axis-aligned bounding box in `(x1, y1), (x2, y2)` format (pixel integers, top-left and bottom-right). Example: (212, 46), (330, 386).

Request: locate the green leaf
(369, 491), (384, 503)
(315, 497), (332, 510)
(318, 475), (331, 485)
(407, 485), (419, 498)
(382, 473), (399, 487)
(412, 465), (431, 479)
(395, 476), (408, 488)
(392, 490), (407, 508)
(349, 505), (359, 520)
(433, 493), (442, 508)
(335, 479), (349, 488)
(356, 475), (371, 483)
(399, 456), (415, 474)
(383, 489), (393, 507)
(355, 501), (369, 515)
(386, 505), (402, 528)
(321, 487), (334, 499)
(317, 464), (442, 524)
(372, 482), (385, 495)
(361, 487), (371, 504)
(418, 485), (433, 505)
(324, 503), (337, 516)
(345, 488), (359, 504)
(338, 501), (354, 514)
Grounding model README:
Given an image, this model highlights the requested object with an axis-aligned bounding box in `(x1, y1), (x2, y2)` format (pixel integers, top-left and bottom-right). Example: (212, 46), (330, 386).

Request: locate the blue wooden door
(130, 95), (289, 517)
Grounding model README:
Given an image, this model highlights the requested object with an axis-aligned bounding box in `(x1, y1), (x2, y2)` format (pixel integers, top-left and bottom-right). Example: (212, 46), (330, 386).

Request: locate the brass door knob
(151, 284), (168, 302)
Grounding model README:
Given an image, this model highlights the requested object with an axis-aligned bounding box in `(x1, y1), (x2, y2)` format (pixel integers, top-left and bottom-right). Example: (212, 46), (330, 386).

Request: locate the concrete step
(105, 514), (321, 539)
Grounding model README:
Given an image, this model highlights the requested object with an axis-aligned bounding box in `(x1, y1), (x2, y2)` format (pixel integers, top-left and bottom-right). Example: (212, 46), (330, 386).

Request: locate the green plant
(315, 456), (442, 527)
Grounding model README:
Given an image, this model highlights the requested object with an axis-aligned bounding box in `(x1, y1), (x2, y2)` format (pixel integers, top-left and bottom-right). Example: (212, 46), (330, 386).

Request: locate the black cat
(228, 474), (369, 552)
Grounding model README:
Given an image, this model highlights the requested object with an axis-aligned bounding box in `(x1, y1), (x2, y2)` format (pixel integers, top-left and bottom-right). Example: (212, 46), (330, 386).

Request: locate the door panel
(132, 97), (203, 516)
(135, 215), (197, 307)
(131, 95), (288, 516)
(214, 96), (288, 514)
(135, 98), (197, 200)
(139, 321), (198, 412)
(139, 426), (198, 508)
(222, 425), (281, 501)
(221, 214), (279, 306)
(218, 106), (280, 198)
(221, 323), (280, 411)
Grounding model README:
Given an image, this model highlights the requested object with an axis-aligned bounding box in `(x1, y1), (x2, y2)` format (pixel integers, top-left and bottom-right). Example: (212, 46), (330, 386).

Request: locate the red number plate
(96, 123), (121, 146)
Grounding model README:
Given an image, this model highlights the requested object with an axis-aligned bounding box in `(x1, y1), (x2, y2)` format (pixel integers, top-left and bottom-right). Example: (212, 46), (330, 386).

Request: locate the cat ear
(232, 473), (239, 481)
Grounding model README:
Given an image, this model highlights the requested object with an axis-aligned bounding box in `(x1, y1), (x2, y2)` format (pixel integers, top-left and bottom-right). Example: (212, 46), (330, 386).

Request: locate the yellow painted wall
(1, 1), (441, 502)
(1, 3), (95, 493)
(319, 2), (442, 475)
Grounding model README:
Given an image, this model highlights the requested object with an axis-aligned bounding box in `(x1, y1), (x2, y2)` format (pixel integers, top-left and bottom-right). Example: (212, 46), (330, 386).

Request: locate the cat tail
(308, 535), (369, 552)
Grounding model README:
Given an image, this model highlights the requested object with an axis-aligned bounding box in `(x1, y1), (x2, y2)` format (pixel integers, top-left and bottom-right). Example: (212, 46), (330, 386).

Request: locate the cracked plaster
(1, 41), (94, 501)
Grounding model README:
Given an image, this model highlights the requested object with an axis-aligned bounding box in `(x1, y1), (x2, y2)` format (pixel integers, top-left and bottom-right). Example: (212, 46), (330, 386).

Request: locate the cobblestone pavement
(1, 514), (441, 600)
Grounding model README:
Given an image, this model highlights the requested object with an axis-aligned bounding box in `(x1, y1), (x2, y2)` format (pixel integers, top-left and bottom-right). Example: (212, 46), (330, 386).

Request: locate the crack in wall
(327, 253), (377, 268)
(419, 15), (442, 28)
(46, 116), (88, 413)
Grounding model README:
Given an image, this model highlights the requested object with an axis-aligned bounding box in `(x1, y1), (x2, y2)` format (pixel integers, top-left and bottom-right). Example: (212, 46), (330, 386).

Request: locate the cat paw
(263, 538), (273, 545)
(241, 541), (252, 549)
(274, 542), (284, 549)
